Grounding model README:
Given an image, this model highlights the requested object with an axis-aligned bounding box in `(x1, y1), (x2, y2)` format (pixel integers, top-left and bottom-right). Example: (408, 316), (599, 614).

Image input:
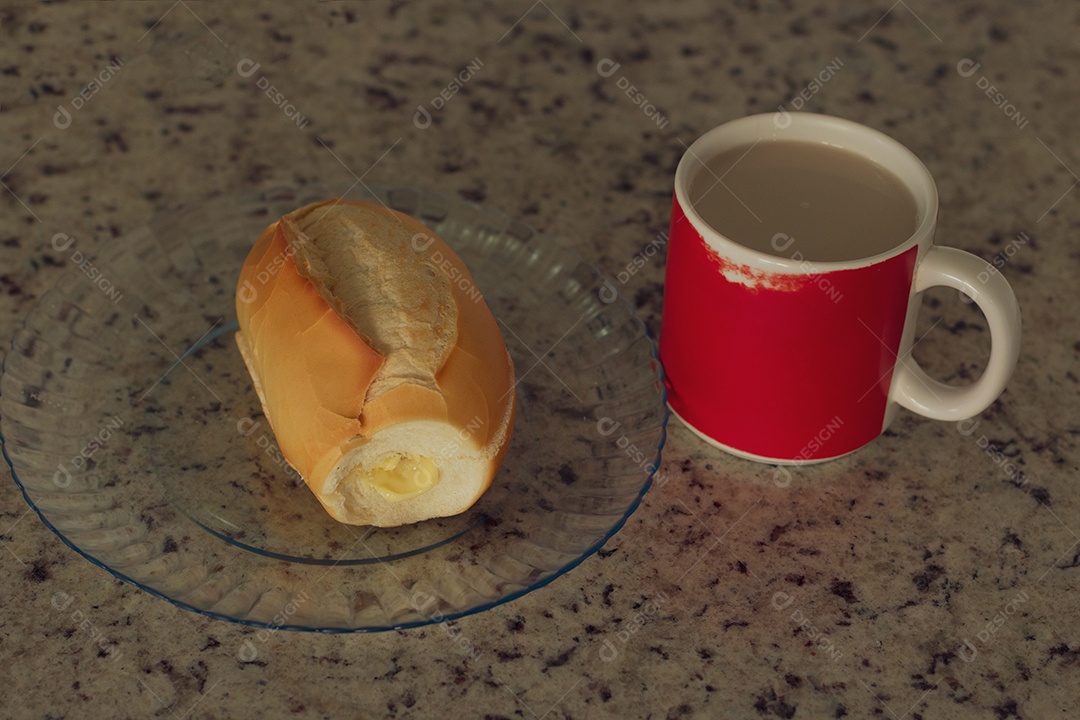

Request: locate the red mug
(660, 113), (1022, 464)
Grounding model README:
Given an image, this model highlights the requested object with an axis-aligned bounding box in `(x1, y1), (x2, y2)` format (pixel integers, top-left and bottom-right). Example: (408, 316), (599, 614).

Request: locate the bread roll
(234, 199), (516, 527)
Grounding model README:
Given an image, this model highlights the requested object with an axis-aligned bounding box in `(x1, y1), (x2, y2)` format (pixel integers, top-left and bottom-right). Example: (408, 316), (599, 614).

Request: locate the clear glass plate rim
(0, 188), (670, 632)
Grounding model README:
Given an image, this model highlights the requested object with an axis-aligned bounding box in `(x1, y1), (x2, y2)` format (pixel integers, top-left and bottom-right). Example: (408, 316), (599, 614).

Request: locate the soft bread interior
(322, 420), (491, 526)
(239, 330), (515, 527)
(234, 200), (516, 527)
(320, 352), (517, 526)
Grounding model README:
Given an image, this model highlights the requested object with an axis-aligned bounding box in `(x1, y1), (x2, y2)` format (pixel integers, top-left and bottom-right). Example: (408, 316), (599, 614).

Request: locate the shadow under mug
(659, 113), (1022, 464)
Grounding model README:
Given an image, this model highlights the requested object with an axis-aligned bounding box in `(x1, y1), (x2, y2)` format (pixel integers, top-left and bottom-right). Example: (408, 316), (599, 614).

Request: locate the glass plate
(1, 186), (667, 631)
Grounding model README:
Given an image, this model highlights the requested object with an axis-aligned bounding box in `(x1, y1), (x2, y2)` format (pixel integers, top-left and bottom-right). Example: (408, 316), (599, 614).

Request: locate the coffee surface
(688, 140), (920, 262)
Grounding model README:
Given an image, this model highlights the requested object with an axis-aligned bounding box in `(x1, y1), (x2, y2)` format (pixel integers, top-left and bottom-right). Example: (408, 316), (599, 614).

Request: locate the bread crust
(235, 199), (515, 526)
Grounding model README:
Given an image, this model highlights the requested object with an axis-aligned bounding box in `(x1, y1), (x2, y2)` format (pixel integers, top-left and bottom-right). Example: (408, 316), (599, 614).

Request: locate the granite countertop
(1, 2), (1077, 718)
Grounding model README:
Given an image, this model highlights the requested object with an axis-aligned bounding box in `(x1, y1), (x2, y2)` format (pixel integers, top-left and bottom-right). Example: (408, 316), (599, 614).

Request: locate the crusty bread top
(235, 220), (376, 484)
(282, 202), (458, 402)
(236, 199), (516, 493)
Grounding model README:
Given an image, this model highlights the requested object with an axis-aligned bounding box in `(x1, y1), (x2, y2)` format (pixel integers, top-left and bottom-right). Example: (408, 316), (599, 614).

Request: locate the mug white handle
(891, 246), (1021, 420)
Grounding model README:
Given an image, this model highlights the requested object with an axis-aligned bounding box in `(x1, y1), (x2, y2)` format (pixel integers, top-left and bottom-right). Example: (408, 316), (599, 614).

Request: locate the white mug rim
(674, 112), (939, 274)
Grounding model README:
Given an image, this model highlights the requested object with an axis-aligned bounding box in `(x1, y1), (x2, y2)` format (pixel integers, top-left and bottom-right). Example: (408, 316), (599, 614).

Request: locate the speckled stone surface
(1, 2), (1077, 718)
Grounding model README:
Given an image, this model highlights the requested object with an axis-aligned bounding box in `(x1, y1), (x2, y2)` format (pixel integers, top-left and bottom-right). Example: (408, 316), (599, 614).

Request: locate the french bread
(234, 199), (516, 527)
